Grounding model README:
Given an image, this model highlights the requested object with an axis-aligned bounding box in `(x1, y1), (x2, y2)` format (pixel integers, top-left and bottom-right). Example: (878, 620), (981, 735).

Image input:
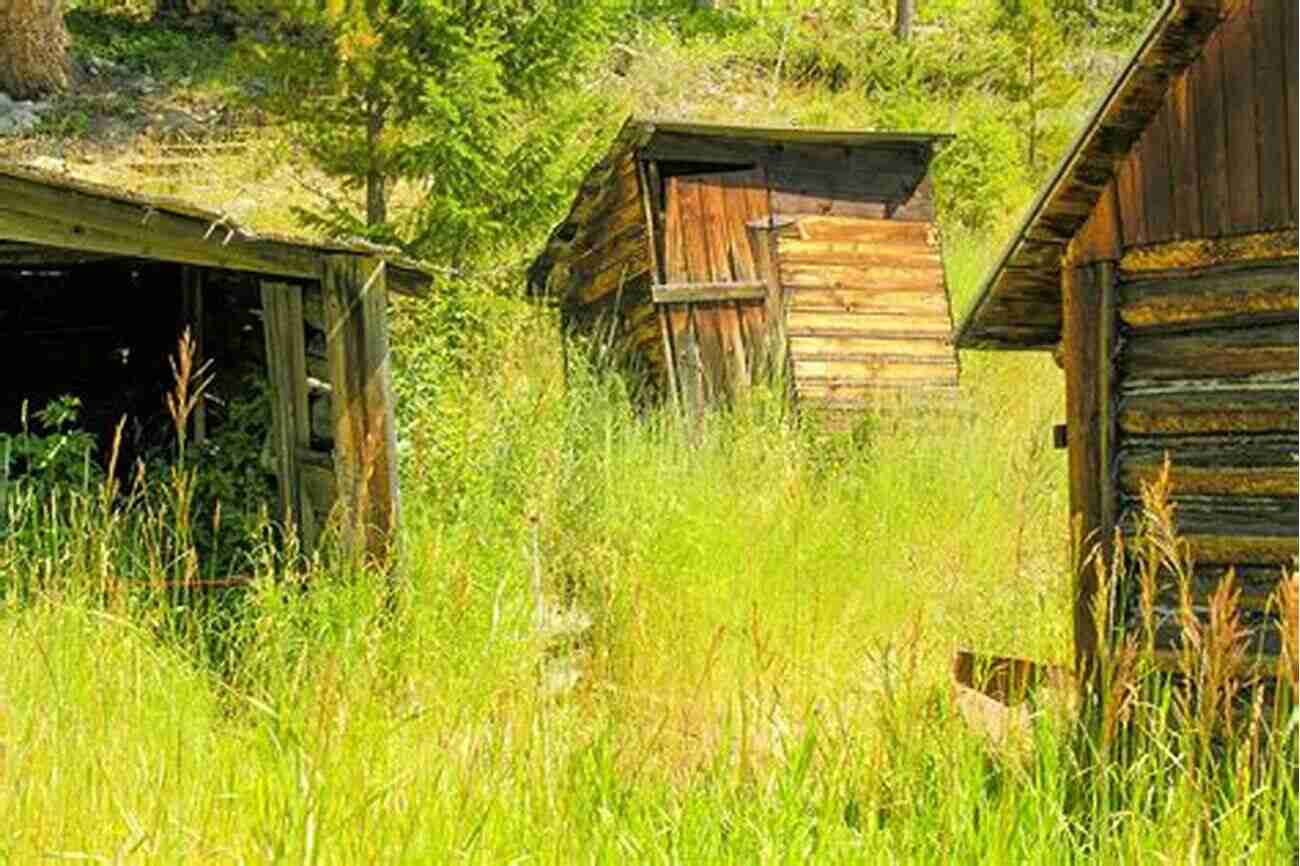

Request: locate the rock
(0, 96), (53, 137)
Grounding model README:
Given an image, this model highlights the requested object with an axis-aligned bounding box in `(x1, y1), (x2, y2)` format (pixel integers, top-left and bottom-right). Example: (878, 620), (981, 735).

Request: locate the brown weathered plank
(1168, 70), (1202, 240)
(1118, 389), (1299, 435)
(1116, 156), (1146, 248)
(699, 176), (750, 389)
(323, 256), (399, 564)
(652, 282), (766, 303)
(1192, 29), (1231, 237)
(1221, 5), (1262, 232)
(1182, 534), (1299, 566)
(778, 263), (945, 292)
(1118, 258), (1298, 328)
(1250, 0), (1291, 230)
(720, 170), (767, 384)
(778, 241), (942, 268)
(636, 158), (680, 410)
(1141, 105), (1177, 242)
(1121, 321), (1298, 379)
(1120, 463), (1298, 498)
(1068, 180), (1122, 266)
(1284, 0), (1298, 220)
(788, 334), (955, 359)
(784, 288), (950, 314)
(1061, 261), (1117, 685)
(260, 280), (311, 544)
(790, 217), (933, 244)
(568, 224), (649, 281)
(785, 311), (954, 336)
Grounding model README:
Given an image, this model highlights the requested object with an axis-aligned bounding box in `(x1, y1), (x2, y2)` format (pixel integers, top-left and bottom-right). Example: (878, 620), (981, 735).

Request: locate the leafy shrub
(0, 396), (102, 496)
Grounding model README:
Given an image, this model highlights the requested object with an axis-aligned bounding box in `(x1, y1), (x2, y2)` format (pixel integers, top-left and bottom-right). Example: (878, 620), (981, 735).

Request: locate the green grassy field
(0, 4), (1295, 862)
(0, 221), (1294, 863)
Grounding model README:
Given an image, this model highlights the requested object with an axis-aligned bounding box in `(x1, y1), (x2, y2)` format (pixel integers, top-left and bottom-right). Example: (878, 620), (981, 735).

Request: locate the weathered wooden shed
(957, 0), (1297, 676)
(529, 119), (960, 418)
(0, 163), (430, 560)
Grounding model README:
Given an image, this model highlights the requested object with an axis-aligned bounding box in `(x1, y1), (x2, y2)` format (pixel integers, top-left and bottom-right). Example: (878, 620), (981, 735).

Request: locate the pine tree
(242, 0), (622, 265)
(0, 0), (69, 100)
(992, 0), (1080, 176)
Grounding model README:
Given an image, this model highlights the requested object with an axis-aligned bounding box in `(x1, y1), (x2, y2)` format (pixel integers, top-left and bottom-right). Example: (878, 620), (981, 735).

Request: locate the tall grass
(0, 280), (1293, 863)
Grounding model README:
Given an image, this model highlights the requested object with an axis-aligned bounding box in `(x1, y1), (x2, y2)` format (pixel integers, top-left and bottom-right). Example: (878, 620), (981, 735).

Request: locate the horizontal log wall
(1115, 258), (1298, 660)
(777, 217), (958, 417)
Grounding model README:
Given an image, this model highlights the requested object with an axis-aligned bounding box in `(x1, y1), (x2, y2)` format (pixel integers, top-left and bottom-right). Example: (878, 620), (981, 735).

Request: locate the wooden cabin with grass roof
(528, 118), (960, 423)
(0, 163), (430, 564)
(956, 0), (1297, 682)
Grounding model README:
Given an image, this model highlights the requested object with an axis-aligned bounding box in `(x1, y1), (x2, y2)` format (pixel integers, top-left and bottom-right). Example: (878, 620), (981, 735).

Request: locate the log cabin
(0, 163), (429, 562)
(528, 119), (960, 422)
(956, 0), (1297, 679)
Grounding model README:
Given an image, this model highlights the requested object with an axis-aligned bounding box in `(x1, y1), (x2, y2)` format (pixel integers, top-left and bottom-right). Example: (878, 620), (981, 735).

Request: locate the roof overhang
(0, 163), (433, 296)
(955, 0), (1239, 351)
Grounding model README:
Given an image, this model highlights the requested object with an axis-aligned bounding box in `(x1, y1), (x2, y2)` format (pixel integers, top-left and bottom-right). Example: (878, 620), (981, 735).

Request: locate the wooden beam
(261, 280), (312, 546)
(652, 281), (767, 304)
(0, 183), (322, 280)
(0, 175), (430, 297)
(324, 255), (399, 565)
(1061, 261), (1117, 694)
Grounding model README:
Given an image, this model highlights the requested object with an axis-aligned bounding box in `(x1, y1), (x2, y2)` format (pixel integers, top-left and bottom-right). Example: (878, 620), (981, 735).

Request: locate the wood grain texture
(1193, 30), (1231, 237)
(1118, 255), (1298, 328)
(778, 217), (958, 410)
(324, 256), (399, 565)
(1221, 5), (1262, 231)
(260, 280), (313, 546)
(1284, 0), (1298, 219)
(1250, 0), (1291, 230)
(1062, 261), (1116, 683)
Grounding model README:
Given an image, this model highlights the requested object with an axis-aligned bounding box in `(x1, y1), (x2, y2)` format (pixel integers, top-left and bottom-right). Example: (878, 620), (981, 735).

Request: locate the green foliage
(990, 0), (1084, 176)
(0, 396), (102, 495)
(65, 9), (234, 80)
(239, 0), (627, 265)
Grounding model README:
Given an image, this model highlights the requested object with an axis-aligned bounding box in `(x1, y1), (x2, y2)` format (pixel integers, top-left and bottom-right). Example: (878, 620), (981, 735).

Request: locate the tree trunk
(0, 0), (69, 100)
(365, 101), (387, 227)
(894, 0), (915, 42)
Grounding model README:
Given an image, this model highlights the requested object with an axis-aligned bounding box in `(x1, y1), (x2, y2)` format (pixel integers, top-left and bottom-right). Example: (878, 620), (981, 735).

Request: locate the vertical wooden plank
(662, 176), (701, 415)
(1115, 156), (1145, 248)
(699, 176), (749, 392)
(1193, 32), (1230, 237)
(637, 159), (680, 410)
(180, 266), (206, 445)
(1061, 261), (1116, 691)
(1284, 0), (1298, 220)
(1250, 0), (1290, 229)
(1069, 179), (1123, 265)
(1222, 6), (1262, 233)
(1168, 72), (1202, 240)
(677, 178), (724, 403)
(261, 280), (309, 540)
(1141, 107), (1176, 243)
(324, 256), (399, 564)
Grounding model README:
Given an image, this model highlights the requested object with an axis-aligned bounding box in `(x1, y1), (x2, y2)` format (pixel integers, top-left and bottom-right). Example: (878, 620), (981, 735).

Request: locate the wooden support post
(1061, 260), (1117, 694)
(746, 221), (789, 390)
(323, 255), (399, 565)
(261, 280), (312, 545)
(637, 157), (681, 412)
(180, 266), (206, 444)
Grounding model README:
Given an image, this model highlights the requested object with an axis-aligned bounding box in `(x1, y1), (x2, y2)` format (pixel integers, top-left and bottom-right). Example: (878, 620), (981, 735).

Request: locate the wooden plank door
(658, 166), (770, 410)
